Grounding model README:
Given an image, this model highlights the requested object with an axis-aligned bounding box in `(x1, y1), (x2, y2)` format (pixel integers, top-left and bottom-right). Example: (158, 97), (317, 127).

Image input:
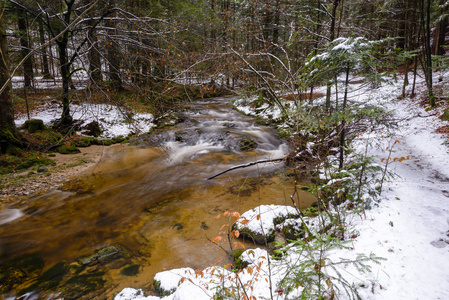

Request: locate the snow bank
(234, 205), (299, 244)
(15, 102), (154, 138)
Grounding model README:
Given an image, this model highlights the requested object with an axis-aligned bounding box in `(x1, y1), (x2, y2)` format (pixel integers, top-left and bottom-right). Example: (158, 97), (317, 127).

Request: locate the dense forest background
(1, 0), (448, 150)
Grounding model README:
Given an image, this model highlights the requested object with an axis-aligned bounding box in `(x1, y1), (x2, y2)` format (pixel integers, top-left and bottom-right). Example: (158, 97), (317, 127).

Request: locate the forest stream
(0, 97), (315, 299)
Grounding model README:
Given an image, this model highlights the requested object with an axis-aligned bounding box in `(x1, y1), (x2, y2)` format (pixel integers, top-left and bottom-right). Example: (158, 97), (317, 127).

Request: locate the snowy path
(352, 97), (449, 299)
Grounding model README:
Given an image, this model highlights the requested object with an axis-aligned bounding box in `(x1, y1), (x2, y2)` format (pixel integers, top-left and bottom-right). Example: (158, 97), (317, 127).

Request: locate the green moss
(56, 145), (81, 154)
(6, 145), (25, 156)
(21, 119), (47, 133)
(441, 107), (449, 121)
(33, 130), (63, 145)
(230, 249), (248, 270)
(238, 136), (258, 151)
(77, 244), (131, 266)
(120, 264), (140, 276)
(72, 137), (98, 147)
(0, 152), (54, 175)
(154, 279), (176, 296)
(101, 139), (114, 146)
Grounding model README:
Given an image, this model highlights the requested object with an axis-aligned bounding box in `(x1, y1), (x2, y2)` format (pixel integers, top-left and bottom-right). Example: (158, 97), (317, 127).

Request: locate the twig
(207, 157), (285, 180)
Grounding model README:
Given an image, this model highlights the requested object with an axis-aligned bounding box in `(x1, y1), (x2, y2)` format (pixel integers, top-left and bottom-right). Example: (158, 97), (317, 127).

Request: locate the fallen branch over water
(207, 157), (286, 180)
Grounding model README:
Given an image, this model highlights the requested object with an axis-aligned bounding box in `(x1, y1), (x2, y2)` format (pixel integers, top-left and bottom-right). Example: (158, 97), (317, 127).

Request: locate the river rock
(238, 136), (258, 151)
(233, 205), (300, 245)
(154, 112), (179, 128)
(77, 244), (131, 266)
(37, 166), (48, 173)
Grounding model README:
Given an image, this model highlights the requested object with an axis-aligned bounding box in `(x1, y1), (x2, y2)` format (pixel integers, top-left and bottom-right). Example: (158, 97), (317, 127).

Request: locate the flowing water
(0, 97), (315, 298)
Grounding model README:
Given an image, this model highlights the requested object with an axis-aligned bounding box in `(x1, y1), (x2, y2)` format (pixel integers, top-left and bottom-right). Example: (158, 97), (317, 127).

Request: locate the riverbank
(113, 72), (449, 299)
(0, 145), (108, 207)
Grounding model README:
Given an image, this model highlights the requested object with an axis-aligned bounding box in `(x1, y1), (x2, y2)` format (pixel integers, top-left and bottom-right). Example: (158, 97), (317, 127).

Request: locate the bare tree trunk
(339, 65), (350, 169)
(106, 1), (122, 91)
(421, 0), (435, 107)
(325, 0), (341, 110)
(432, 0), (447, 55)
(88, 20), (102, 84)
(0, 14), (19, 153)
(39, 21), (51, 79)
(18, 10), (33, 88)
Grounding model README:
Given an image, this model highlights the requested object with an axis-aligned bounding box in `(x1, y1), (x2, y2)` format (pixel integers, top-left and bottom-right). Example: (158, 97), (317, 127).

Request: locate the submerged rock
(238, 136), (258, 151)
(77, 244), (131, 266)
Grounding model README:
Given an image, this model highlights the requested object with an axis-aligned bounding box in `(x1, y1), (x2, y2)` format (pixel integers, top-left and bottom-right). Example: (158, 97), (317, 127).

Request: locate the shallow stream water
(0, 97), (315, 298)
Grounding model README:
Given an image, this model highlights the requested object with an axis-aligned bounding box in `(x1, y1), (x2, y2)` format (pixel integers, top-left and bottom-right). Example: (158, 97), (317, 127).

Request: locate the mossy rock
(100, 139), (114, 146)
(441, 107), (449, 121)
(72, 137), (96, 147)
(6, 145), (25, 156)
(153, 279), (176, 296)
(238, 136), (257, 151)
(0, 152), (54, 175)
(56, 145), (81, 154)
(33, 130), (63, 145)
(282, 222), (305, 241)
(120, 264), (140, 276)
(112, 135), (127, 143)
(273, 213), (300, 226)
(235, 226), (275, 245)
(81, 121), (102, 137)
(154, 112), (179, 129)
(231, 249), (248, 270)
(21, 119), (47, 133)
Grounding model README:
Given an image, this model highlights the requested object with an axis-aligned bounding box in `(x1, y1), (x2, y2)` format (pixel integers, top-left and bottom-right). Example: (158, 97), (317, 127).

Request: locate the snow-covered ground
(15, 101), (154, 138)
(114, 72), (449, 299)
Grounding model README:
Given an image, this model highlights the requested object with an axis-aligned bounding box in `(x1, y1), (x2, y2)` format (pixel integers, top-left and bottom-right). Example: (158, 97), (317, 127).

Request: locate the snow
(14, 102), (154, 138)
(153, 268), (194, 294)
(115, 71), (449, 299)
(234, 204), (299, 236)
(115, 288), (160, 300)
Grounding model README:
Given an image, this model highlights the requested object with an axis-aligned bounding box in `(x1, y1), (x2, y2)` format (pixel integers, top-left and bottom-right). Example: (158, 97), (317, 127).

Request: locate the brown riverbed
(0, 98), (315, 298)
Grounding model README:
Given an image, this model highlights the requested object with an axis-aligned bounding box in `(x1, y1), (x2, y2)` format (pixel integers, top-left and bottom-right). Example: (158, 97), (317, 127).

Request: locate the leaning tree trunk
(0, 15), (19, 153)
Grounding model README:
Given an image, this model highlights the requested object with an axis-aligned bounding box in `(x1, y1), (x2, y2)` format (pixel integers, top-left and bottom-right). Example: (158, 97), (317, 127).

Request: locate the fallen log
(207, 157), (285, 180)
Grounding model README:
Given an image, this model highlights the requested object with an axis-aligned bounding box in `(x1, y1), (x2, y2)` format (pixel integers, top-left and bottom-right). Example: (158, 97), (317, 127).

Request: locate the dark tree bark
(325, 0), (341, 109)
(106, 1), (122, 90)
(18, 9), (33, 88)
(0, 15), (19, 153)
(432, 0), (447, 55)
(421, 0), (435, 107)
(88, 21), (102, 84)
(38, 21), (51, 79)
